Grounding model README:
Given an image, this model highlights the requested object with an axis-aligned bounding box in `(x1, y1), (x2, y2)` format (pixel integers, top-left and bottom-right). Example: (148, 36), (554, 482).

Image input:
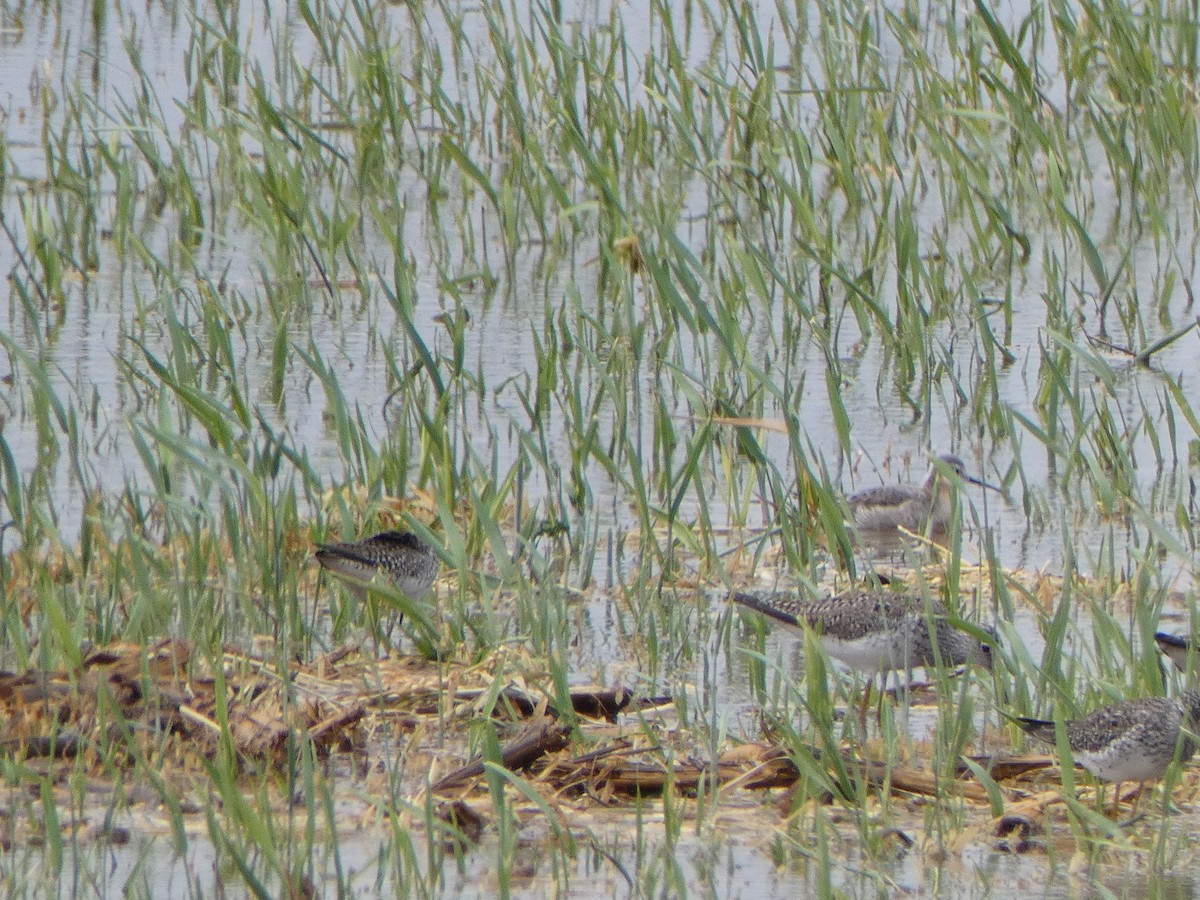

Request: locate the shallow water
(4, 0), (1196, 578)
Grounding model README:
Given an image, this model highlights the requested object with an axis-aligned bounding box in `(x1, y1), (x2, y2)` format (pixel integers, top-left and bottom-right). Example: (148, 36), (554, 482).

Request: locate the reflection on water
(1050, 871), (1197, 900)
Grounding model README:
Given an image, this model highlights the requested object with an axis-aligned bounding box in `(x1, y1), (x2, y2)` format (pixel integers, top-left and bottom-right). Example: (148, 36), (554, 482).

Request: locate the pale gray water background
(4, 0), (1200, 896)
(2, 0), (1194, 581)
(3, 0), (1196, 573)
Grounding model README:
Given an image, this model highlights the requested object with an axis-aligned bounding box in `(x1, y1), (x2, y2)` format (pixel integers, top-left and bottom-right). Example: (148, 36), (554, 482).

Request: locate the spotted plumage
(315, 530), (439, 600)
(729, 590), (994, 676)
(1018, 692), (1200, 788)
(848, 453), (999, 533)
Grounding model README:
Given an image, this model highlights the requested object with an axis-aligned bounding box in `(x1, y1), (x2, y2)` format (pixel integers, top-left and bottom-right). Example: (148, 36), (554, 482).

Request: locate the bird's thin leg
(380, 609), (407, 654)
(1109, 781), (1124, 818)
(858, 678), (874, 735)
(900, 663), (916, 733)
(364, 592), (387, 656)
(1126, 782), (1146, 818)
(878, 669), (895, 727)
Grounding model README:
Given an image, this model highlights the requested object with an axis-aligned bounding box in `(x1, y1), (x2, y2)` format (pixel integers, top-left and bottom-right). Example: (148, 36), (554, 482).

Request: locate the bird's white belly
(822, 630), (906, 676)
(1075, 745), (1168, 783)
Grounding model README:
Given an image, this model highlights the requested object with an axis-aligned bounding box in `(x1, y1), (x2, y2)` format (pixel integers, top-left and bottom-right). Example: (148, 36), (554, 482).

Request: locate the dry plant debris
(1, 608), (1197, 857)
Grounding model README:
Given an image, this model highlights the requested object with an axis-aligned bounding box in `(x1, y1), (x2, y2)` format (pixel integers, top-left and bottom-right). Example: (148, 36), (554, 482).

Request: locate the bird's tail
(728, 591), (803, 629)
(1155, 632), (1192, 673)
(1155, 631), (1189, 651)
(1011, 715), (1058, 746)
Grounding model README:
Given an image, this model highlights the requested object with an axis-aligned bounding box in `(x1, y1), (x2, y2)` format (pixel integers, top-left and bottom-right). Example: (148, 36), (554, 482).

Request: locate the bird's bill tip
(965, 474), (1004, 492)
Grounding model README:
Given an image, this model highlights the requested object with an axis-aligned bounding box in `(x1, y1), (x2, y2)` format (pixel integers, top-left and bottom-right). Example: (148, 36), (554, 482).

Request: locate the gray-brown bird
(1017, 692), (1200, 815)
(316, 530), (439, 602)
(730, 589), (994, 722)
(848, 454), (1000, 533)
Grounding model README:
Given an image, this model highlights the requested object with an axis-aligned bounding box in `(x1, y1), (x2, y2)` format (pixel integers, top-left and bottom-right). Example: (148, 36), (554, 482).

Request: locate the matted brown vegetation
(3, 632), (1193, 861)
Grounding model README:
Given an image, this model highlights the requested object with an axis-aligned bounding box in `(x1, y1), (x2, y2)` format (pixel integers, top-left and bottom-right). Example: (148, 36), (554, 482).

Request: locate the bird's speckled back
(316, 530), (439, 598)
(729, 590), (992, 672)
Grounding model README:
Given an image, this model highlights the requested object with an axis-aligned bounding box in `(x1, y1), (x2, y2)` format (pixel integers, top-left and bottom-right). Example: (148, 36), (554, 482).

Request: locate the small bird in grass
(729, 590), (994, 723)
(848, 453), (1001, 534)
(316, 530), (439, 611)
(1016, 692), (1200, 816)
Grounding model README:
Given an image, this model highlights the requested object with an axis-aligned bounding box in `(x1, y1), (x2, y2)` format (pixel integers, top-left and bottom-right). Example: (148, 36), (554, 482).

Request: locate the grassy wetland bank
(6, 0), (1200, 896)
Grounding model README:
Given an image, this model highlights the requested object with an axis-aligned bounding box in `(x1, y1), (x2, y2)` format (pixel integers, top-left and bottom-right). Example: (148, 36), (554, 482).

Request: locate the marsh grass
(5, 0), (1200, 893)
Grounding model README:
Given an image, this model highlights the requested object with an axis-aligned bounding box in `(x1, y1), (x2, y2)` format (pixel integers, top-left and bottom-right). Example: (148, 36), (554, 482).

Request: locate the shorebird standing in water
(730, 589), (994, 723)
(316, 531), (439, 639)
(848, 453), (1001, 534)
(1016, 692), (1200, 816)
